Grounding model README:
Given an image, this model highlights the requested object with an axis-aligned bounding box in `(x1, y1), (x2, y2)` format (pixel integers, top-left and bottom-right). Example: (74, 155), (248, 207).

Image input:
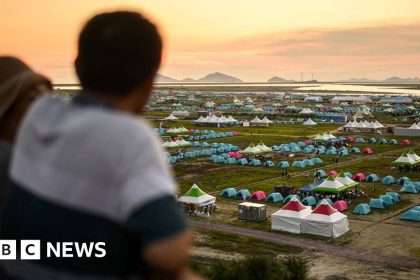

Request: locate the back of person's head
(76, 11), (162, 96)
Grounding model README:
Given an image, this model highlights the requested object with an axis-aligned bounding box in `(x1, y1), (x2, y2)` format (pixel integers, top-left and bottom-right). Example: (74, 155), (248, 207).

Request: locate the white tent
(256, 141), (272, 153)
(261, 116), (273, 124)
(301, 199), (349, 238)
(299, 108), (314, 114)
(271, 197), (311, 234)
(335, 171), (358, 187)
(250, 116), (262, 124)
(178, 184), (216, 207)
(409, 123), (420, 129)
(174, 137), (191, 147)
(178, 126), (189, 133)
(303, 118), (317, 126)
(164, 114), (178, 121)
(167, 127), (181, 133)
(161, 139), (179, 148)
(241, 143), (262, 155)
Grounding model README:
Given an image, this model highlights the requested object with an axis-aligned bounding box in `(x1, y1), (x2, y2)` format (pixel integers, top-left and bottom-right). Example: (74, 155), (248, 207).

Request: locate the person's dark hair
(76, 11), (162, 95)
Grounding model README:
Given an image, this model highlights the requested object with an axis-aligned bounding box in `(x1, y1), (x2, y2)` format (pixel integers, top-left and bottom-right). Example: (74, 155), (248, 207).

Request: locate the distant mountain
(338, 78), (377, 83)
(197, 72), (243, 83)
(155, 74), (178, 83)
(267, 76), (293, 83)
(180, 78), (196, 83)
(384, 77), (420, 83)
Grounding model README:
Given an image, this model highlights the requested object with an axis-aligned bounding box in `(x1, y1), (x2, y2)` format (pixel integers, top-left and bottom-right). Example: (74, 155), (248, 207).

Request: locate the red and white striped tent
(271, 197), (311, 234)
(301, 199), (349, 238)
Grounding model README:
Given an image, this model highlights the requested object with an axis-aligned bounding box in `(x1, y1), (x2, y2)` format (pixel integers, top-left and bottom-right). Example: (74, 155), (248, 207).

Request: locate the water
(54, 83), (420, 95)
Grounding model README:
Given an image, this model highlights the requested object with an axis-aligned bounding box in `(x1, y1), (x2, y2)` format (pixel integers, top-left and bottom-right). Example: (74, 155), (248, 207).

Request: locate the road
(191, 220), (420, 269)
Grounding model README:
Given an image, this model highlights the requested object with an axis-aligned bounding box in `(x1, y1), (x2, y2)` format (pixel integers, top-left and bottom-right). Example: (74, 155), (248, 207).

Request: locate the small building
(304, 96), (323, 103)
(331, 96), (372, 104)
(238, 202), (267, 221)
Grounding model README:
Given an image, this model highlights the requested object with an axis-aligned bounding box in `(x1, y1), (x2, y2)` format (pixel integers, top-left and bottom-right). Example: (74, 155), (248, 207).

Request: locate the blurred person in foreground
(1, 11), (197, 280)
(0, 56), (51, 213)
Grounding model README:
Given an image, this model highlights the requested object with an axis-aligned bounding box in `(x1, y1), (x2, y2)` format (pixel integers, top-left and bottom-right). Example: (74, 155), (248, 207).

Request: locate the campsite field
(148, 113), (420, 279)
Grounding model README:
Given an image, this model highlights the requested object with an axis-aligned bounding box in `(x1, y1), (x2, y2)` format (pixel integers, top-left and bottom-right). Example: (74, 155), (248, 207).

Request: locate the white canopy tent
(303, 118), (317, 126)
(271, 197), (311, 233)
(301, 199), (349, 238)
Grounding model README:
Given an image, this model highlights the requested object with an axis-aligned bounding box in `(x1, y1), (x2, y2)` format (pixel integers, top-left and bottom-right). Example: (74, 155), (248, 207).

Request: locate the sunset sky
(1, 0), (420, 83)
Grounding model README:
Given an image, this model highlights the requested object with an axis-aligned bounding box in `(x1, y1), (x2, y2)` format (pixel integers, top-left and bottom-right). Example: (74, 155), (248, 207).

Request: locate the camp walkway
(191, 220), (420, 269)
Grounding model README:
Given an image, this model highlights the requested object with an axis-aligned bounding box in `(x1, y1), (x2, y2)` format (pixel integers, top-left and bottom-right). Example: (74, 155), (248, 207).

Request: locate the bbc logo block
(0, 240), (17, 259)
(0, 240), (40, 260)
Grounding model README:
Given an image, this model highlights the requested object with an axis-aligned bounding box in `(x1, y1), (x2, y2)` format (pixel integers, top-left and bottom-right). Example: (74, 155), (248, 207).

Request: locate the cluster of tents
(193, 115), (239, 125)
(392, 149), (420, 167)
(271, 197), (349, 238)
(250, 116), (274, 126)
(348, 136), (399, 144)
(312, 132), (337, 142)
(187, 131), (237, 141)
(369, 192), (402, 209)
(162, 137), (192, 149)
(341, 120), (384, 130)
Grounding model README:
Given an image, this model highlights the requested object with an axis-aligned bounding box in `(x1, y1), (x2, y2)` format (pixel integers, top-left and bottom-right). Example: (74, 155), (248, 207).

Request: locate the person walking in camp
(1, 11), (198, 280)
(0, 57), (52, 217)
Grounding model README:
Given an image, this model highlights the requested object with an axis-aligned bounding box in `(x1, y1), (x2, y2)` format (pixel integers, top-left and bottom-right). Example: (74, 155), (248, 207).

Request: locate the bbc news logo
(0, 240), (106, 260)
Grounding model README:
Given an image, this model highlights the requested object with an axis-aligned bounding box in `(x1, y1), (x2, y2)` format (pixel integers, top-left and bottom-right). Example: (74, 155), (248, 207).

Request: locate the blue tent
(278, 161), (290, 168)
(283, 194), (300, 203)
(366, 174), (380, 183)
(326, 149), (337, 156)
(264, 160), (275, 168)
(201, 142), (210, 147)
(385, 192), (401, 202)
(369, 138), (377, 144)
(301, 196), (317, 206)
(238, 158), (249, 165)
(400, 209), (420, 222)
(317, 198), (333, 206)
(400, 184), (418, 193)
(339, 150), (349, 156)
(314, 169), (327, 178)
(369, 198), (387, 209)
(390, 139), (398, 144)
(300, 181), (322, 192)
(312, 157), (323, 164)
(281, 145), (291, 152)
(265, 192), (283, 203)
(344, 172), (353, 178)
(292, 161), (306, 168)
(220, 188), (237, 198)
(297, 141), (305, 147)
(303, 159), (314, 166)
(398, 177), (410, 185)
(355, 137), (366, 143)
(249, 159), (262, 166)
(379, 195), (395, 206)
(352, 203), (371, 215)
(316, 148), (326, 155)
(379, 139), (388, 144)
(350, 147), (361, 153)
(303, 147), (314, 153)
(236, 189), (251, 199)
(213, 156), (225, 164)
(382, 175), (395, 185)
(226, 158), (237, 164)
(211, 143), (220, 148)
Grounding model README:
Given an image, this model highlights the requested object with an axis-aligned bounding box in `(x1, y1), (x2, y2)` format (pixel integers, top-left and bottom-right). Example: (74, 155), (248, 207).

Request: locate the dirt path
(191, 220), (420, 269)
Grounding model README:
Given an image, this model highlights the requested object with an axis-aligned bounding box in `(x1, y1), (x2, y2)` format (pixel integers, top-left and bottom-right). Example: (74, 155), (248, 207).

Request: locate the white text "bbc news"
(0, 241), (106, 260)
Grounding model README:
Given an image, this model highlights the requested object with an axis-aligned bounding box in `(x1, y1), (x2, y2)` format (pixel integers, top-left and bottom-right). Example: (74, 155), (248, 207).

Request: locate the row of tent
(347, 136), (400, 144)
(250, 116), (274, 125)
(342, 120), (384, 129)
(369, 192), (402, 209)
(193, 115), (239, 125)
(220, 188), (347, 211)
(271, 198), (349, 238)
(187, 131), (237, 141)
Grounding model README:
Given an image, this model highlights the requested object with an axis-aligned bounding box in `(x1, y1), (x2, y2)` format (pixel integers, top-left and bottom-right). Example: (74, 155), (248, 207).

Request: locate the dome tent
(350, 147), (361, 153)
(352, 203), (371, 215)
(314, 169), (327, 178)
(301, 196), (317, 206)
(264, 160), (275, 168)
(250, 191), (266, 201)
(379, 195), (395, 206)
(265, 192), (283, 203)
(400, 208), (420, 222)
(369, 198), (387, 209)
(220, 188), (237, 198)
(385, 192), (401, 202)
(398, 176), (411, 185)
(236, 189), (251, 199)
(352, 173), (366, 182)
(333, 200), (348, 212)
(292, 161), (306, 168)
(382, 175), (395, 185)
(278, 161), (290, 168)
(366, 174), (380, 183)
(283, 194), (300, 204)
(400, 184), (418, 193)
